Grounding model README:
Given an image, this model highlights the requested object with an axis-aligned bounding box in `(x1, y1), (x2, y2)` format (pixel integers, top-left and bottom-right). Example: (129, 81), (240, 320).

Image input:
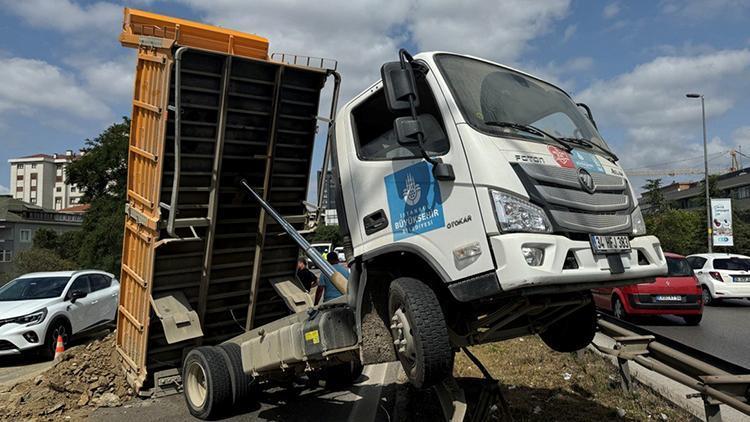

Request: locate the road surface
(91, 362), (402, 422)
(637, 298), (750, 369)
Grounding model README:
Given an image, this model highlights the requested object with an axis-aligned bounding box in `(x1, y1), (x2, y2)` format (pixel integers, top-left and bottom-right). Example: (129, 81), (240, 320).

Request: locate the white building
(8, 150), (84, 210)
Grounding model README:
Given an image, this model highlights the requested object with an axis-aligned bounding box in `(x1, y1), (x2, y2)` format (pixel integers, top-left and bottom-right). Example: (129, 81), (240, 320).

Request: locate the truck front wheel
(539, 298), (596, 353)
(388, 277), (453, 389)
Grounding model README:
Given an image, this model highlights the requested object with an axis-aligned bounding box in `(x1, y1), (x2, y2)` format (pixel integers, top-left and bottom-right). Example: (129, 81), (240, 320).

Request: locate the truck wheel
(217, 343), (255, 404)
(683, 314), (702, 326)
(539, 299), (596, 353)
(389, 277), (453, 389)
(323, 357), (364, 388)
(183, 346), (232, 419)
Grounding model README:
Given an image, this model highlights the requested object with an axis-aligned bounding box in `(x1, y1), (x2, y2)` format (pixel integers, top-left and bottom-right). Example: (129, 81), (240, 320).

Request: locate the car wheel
(539, 297), (597, 352)
(389, 277), (453, 389)
(42, 318), (70, 360)
(182, 346), (233, 420)
(683, 314), (702, 326)
(612, 296), (628, 321)
(702, 286), (714, 306)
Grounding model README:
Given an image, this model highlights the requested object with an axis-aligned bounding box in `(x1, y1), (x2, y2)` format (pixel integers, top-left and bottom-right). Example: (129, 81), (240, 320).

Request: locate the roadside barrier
(595, 314), (750, 422)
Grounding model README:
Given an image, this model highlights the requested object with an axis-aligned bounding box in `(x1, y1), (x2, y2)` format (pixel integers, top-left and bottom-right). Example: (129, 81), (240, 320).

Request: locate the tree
(33, 228), (60, 250)
(312, 224), (343, 247)
(8, 248), (77, 280)
(65, 118), (130, 274)
(645, 209), (704, 255)
(641, 178), (667, 214)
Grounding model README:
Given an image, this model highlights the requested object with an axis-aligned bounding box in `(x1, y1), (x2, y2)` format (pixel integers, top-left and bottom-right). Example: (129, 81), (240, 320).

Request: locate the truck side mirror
(381, 61), (420, 112)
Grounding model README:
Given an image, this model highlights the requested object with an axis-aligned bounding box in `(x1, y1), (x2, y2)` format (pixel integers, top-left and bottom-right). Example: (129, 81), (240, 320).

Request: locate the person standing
(296, 257), (318, 290)
(318, 253), (349, 301)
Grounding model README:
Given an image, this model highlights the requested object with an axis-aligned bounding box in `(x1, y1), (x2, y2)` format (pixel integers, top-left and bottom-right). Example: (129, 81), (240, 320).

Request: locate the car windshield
(434, 54), (610, 152)
(713, 258), (750, 271)
(666, 257), (692, 277)
(0, 276), (70, 301)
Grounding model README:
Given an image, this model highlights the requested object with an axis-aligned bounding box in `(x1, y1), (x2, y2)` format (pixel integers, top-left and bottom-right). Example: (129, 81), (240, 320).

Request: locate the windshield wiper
(558, 137), (619, 162)
(484, 121), (572, 152)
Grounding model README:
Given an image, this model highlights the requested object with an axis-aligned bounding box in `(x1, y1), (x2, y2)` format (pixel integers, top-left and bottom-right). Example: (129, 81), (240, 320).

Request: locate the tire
(702, 286), (714, 306)
(323, 357), (364, 389)
(683, 314), (702, 326)
(217, 343), (255, 404)
(388, 277), (453, 389)
(182, 346), (233, 420)
(539, 298), (596, 353)
(42, 318), (71, 360)
(612, 296), (629, 321)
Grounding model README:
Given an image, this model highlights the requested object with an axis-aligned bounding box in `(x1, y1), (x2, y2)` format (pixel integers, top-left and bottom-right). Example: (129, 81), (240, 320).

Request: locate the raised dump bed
(116, 8), (336, 391)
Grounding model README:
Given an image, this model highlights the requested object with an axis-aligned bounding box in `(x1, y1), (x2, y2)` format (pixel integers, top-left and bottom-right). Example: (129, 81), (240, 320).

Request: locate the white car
(686, 253), (750, 305)
(0, 270), (119, 358)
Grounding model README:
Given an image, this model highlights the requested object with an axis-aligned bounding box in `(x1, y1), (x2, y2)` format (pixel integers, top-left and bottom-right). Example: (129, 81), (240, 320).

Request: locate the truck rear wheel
(183, 346), (233, 419)
(539, 298), (596, 353)
(217, 342), (255, 404)
(388, 277), (453, 389)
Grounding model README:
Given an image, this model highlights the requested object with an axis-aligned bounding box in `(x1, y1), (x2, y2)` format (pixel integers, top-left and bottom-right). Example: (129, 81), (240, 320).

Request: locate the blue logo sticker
(571, 149), (605, 173)
(384, 161), (445, 240)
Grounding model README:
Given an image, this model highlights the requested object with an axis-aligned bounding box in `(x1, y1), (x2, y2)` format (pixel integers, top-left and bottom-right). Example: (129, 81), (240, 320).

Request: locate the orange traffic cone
(54, 335), (64, 360)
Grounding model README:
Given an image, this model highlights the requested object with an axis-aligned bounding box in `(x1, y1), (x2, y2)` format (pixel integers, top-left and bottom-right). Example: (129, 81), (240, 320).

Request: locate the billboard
(710, 198), (733, 247)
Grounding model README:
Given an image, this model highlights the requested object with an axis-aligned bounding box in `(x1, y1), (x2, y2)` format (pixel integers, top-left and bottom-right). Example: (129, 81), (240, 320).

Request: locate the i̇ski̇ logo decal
(402, 173), (422, 206)
(548, 145), (575, 168)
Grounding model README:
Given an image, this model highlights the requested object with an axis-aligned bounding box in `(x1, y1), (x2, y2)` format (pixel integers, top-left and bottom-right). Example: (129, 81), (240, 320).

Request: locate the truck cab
(333, 51), (667, 388)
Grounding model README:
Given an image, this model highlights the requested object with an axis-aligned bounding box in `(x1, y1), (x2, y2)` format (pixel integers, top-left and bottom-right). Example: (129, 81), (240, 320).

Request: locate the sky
(1, 0), (750, 199)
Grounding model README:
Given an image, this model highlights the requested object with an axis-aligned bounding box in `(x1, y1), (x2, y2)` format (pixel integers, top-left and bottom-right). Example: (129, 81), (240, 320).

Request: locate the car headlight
(491, 190), (552, 233)
(0, 308), (47, 327)
(631, 207), (647, 236)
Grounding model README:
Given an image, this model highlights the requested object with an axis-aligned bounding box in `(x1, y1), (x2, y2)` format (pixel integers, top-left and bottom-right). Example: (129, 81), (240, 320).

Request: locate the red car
(592, 252), (703, 325)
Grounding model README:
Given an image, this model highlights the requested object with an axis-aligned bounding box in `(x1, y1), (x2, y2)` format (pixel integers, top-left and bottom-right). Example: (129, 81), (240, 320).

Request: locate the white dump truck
(115, 10), (666, 419)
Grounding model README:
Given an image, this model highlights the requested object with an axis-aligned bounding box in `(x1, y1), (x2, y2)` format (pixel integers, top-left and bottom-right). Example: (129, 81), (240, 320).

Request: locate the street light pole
(687, 93), (712, 253)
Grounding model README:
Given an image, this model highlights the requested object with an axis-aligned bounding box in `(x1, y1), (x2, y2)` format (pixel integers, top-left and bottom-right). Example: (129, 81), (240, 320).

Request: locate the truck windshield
(434, 54), (610, 153)
(0, 276), (70, 301)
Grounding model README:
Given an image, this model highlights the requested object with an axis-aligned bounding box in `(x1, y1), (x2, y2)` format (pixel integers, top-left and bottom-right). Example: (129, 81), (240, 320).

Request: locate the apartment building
(8, 150), (84, 210)
(316, 169), (338, 225)
(639, 166), (750, 211)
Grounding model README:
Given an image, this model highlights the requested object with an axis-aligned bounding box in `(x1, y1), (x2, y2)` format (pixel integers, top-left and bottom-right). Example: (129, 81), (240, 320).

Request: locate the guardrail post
(617, 357), (633, 391)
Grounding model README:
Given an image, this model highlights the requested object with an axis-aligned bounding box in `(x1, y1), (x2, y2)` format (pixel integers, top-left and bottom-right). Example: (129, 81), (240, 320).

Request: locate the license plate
(589, 235), (631, 254)
(733, 276), (750, 282)
(655, 295), (682, 302)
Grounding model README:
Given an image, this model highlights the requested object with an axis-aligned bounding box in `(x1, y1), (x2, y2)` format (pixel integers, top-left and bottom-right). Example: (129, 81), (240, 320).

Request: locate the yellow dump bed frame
(117, 9), (334, 391)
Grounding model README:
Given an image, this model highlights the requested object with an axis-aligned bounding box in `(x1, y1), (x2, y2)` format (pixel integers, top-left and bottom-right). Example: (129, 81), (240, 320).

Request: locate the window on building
(30, 196), (37, 205)
(0, 250), (11, 263)
(19, 229), (32, 242)
(733, 185), (750, 200)
(16, 164), (23, 170)
(55, 197), (62, 209)
(56, 164), (63, 175)
(70, 186), (76, 193)
(16, 186), (23, 192)
(16, 175), (23, 181)
(31, 164), (36, 169)
(56, 186), (62, 192)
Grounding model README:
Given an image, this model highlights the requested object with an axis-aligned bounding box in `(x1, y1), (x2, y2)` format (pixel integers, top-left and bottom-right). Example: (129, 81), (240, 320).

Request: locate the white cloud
(179, 0), (572, 100)
(0, 0), (121, 34)
(578, 49), (750, 169)
(562, 24), (577, 42)
(63, 53), (136, 104)
(0, 57), (111, 120)
(603, 2), (621, 19)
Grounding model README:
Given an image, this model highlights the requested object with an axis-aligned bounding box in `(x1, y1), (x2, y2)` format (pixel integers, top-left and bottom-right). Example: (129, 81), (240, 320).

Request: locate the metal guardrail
(595, 314), (750, 422)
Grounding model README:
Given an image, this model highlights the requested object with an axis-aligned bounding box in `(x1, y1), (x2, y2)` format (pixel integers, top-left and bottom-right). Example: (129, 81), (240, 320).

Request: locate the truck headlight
(0, 308), (48, 327)
(631, 207), (647, 236)
(491, 190), (552, 233)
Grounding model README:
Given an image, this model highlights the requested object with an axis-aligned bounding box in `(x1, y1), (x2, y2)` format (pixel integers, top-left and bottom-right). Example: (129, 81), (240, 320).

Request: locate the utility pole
(686, 93), (712, 253)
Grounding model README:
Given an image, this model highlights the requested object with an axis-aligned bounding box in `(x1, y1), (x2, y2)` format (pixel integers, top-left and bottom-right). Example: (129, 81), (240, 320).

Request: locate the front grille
(515, 163), (633, 234)
(0, 340), (17, 351)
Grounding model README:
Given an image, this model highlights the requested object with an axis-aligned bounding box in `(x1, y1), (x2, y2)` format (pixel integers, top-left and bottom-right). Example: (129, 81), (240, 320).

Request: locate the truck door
(344, 66), (494, 281)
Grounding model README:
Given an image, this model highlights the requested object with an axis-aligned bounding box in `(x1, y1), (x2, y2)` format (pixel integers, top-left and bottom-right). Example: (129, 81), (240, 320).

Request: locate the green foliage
(33, 228), (60, 250)
(75, 198), (124, 274)
(312, 224), (342, 247)
(641, 178), (667, 214)
(66, 117), (129, 202)
(645, 209), (704, 255)
(8, 248), (77, 280)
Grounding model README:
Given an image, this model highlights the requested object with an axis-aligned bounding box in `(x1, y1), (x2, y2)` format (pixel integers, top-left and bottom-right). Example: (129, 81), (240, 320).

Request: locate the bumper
(710, 283), (750, 299)
(491, 234), (666, 292)
(624, 294), (702, 315)
(0, 322), (47, 356)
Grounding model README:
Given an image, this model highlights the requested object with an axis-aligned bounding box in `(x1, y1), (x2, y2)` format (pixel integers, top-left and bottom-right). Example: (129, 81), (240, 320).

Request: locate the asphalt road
(636, 298), (750, 369)
(91, 362), (402, 422)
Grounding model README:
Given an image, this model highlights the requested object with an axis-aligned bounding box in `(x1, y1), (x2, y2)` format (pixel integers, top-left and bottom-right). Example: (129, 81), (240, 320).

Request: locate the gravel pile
(0, 332), (132, 420)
